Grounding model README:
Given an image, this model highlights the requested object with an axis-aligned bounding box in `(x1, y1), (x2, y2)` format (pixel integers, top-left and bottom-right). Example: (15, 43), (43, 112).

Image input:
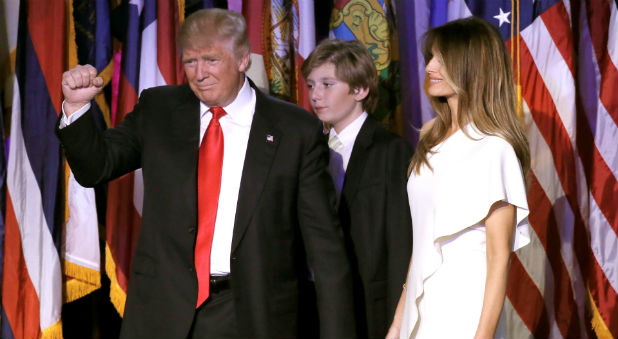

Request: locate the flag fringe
(105, 244), (127, 317)
(63, 260), (101, 303)
(40, 320), (63, 339)
(589, 290), (614, 339)
(177, 0), (185, 23)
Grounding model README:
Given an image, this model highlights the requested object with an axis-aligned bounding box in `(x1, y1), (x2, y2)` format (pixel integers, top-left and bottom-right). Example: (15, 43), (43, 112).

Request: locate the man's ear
(353, 87), (369, 101)
(238, 52), (251, 73)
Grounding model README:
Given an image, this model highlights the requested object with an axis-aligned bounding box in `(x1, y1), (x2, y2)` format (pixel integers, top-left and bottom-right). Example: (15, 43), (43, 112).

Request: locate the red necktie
(195, 106), (226, 308)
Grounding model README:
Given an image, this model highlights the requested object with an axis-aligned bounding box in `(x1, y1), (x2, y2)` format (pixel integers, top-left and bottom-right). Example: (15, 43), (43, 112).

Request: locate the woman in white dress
(386, 17), (531, 339)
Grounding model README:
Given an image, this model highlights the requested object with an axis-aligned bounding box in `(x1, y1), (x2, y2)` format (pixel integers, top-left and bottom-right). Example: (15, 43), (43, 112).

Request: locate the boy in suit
(302, 39), (413, 338)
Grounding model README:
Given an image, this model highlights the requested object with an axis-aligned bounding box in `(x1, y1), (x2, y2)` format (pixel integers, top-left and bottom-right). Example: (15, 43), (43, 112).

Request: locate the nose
(425, 56), (439, 74)
(310, 86), (322, 102)
(196, 61), (210, 81)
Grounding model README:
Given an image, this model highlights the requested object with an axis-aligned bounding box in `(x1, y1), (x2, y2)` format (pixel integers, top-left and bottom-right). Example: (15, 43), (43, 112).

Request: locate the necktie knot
(328, 134), (344, 154)
(210, 106), (226, 121)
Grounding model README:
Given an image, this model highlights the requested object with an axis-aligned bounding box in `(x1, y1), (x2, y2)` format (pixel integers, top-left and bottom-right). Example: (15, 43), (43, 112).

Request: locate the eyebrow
(308, 76), (338, 82)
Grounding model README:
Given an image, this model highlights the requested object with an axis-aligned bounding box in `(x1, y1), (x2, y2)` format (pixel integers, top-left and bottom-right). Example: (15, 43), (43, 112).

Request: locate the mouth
(197, 83), (216, 90)
(428, 78), (443, 83)
(313, 106), (327, 112)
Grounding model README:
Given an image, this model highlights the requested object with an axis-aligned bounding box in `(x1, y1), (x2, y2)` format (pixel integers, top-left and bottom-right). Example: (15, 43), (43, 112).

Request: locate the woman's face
(425, 49), (457, 99)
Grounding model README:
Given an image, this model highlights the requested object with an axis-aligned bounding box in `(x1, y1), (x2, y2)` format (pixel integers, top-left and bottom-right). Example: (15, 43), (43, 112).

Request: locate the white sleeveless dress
(400, 124), (530, 339)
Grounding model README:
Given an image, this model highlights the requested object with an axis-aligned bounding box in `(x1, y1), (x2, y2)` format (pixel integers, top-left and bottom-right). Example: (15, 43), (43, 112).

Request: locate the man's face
(182, 40), (249, 107)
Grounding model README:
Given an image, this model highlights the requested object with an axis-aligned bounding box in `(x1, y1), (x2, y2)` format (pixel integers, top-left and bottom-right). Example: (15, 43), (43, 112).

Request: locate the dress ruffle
(400, 125), (530, 339)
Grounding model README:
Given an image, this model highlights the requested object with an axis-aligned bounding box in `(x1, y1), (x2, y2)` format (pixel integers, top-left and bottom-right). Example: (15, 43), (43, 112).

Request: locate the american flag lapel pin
(266, 134), (274, 143)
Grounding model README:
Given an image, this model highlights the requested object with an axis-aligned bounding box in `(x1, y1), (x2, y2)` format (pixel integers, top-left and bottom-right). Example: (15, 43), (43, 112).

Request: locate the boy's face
(306, 62), (367, 133)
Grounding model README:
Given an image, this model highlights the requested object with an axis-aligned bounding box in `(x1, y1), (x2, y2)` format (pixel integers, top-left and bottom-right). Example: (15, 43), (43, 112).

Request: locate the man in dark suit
(57, 9), (355, 339)
(302, 39), (413, 338)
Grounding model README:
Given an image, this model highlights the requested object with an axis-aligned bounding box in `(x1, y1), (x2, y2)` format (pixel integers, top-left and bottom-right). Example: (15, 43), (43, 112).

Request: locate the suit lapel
(341, 118), (376, 203)
(232, 88), (281, 252)
(170, 85), (201, 150)
(169, 86), (201, 218)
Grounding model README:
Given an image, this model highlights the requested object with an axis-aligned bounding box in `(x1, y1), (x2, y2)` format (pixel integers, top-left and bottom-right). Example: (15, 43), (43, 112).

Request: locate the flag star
(494, 8), (511, 27)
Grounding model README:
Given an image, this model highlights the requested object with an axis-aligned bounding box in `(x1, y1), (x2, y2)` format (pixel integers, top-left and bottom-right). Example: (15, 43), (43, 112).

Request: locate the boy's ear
(353, 87), (369, 101)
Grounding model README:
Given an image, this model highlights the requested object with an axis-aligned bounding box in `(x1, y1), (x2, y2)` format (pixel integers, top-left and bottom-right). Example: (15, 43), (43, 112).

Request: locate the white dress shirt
(201, 78), (255, 275)
(328, 112), (367, 198)
(61, 77), (256, 275)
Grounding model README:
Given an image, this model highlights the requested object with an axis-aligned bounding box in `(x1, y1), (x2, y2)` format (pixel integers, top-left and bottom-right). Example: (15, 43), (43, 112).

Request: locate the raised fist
(61, 64), (104, 116)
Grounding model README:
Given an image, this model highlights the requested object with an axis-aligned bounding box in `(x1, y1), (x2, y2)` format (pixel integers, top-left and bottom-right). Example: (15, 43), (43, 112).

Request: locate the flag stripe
(535, 4), (618, 334)
(243, 0), (265, 55)
(294, 0), (314, 111)
(527, 107), (593, 336)
(586, 0), (618, 126)
(156, 0), (183, 85)
(575, 3), (618, 186)
(107, 175), (142, 294)
(139, 11), (167, 93)
(122, 4), (142, 95)
(521, 43), (612, 311)
(7, 73), (63, 334)
(539, 2), (574, 76)
(2, 195), (41, 339)
(527, 172), (581, 337)
(521, 18), (618, 286)
(588, 248), (618, 335)
(507, 253), (550, 338)
(26, 1), (64, 116)
(16, 29), (61, 235)
(609, 3), (618, 69)
(520, 37), (594, 337)
(521, 18), (577, 145)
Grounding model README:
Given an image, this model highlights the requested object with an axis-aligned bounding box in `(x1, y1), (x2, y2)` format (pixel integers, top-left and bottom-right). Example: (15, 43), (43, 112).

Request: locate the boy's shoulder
(360, 116), (410, 150)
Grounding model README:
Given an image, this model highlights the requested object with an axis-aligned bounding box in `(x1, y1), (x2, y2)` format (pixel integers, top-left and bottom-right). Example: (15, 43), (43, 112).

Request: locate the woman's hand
(385, 323), (401, 339)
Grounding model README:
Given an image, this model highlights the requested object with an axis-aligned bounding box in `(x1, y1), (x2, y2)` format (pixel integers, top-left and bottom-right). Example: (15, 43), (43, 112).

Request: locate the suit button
(188, 267), (194, 272)
(188, 228), (195, 233)
(231, 256), (237, 261)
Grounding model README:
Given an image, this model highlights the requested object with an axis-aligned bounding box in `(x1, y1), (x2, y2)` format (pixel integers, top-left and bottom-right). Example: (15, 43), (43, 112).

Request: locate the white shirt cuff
(59, 101), (91, 128)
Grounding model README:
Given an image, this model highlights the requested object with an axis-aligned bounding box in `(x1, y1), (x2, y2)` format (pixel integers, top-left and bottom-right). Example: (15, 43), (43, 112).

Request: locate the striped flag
(295, 0), (315, 111)
(59, 0), (113, 305)
(403, 0), (618, 337)
(107, 0), (184, 316)
(0, 102), (7, 338)
(241, 0), (270, 92)
(2, 0), (65, 338)
(0, 0), (19, 334)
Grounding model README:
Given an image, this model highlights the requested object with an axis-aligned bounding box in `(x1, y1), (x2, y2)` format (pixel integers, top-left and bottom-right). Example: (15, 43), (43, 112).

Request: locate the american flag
(397, 0), (618, 337)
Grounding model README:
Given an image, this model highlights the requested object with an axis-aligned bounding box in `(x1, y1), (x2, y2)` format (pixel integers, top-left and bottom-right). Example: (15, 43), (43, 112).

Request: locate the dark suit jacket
(56, 82), (356, 338)
(337, 116), (412, 338)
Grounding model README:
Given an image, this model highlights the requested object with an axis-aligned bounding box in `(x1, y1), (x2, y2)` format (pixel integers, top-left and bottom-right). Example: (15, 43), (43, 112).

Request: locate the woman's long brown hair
(409, 17), (530, 183)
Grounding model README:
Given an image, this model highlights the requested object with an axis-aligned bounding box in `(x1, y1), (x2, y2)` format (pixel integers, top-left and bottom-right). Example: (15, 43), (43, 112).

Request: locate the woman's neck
(447, 95), (459, 134)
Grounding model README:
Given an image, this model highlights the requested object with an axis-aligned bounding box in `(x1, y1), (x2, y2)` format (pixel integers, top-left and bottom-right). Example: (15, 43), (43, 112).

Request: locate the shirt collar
(329, 112), (368, 150)
(199, 77), (254, 126)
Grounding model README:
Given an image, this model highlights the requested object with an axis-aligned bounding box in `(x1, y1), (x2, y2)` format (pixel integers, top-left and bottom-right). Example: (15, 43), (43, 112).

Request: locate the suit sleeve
(56, 94), (146, 187)
(296, 120), (357, 338)
(385, 138), (413, 323)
